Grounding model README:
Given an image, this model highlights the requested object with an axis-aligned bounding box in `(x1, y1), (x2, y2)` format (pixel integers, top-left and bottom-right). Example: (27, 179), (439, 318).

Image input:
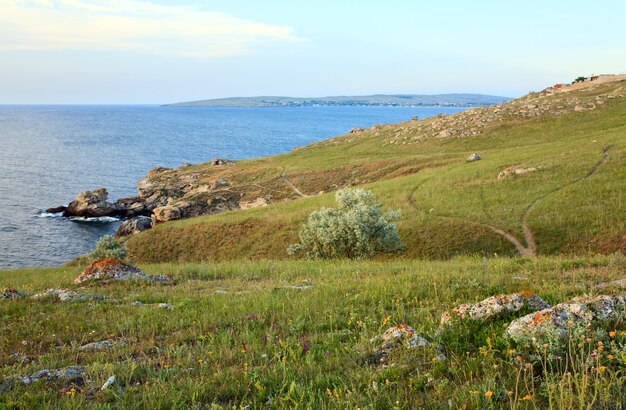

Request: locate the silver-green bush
(288, 188), (404, 259)
(89, 234), (127, 261)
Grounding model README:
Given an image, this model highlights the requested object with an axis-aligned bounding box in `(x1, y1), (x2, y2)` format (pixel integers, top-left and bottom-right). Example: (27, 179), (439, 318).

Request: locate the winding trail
(406, 147), (611, 257)
(280, 169), (308, 198)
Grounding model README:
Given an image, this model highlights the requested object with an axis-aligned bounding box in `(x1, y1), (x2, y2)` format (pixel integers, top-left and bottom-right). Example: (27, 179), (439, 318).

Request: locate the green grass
(2, 255), (626, 408)
(127, 90), (626, 263)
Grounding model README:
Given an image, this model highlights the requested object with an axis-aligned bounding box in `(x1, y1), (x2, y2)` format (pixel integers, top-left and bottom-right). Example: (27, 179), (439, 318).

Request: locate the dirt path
(406, 147), (611, 257)
(519, 146), (611, 255)
(280, 169), (308, 198)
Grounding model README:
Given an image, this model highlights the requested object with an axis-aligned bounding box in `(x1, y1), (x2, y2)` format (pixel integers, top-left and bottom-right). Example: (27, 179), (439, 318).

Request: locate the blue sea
(0, 105), (465, 268)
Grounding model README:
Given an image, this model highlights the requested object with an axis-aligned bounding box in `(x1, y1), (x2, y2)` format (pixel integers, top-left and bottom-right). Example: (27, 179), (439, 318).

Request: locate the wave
(37, 212), (64, 218)
(69, 216), (120, 223)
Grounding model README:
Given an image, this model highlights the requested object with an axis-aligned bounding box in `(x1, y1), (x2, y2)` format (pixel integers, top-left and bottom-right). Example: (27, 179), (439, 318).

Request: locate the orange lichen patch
(531, 311), (553, 324)
(81, 258), (127, 276)
(520, 290), (534, 297)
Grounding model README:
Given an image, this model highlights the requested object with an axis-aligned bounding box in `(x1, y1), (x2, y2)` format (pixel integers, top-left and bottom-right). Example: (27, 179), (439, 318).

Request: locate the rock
(10, 366), (86, 386)
(131, 301), (174, 310)
(78, 340), (115, 351)
(239, 197), (268, 210)
(441, 292), (549, 326)
(45, 206), (66, 214)
(596, 278), (626, 289)
(151, 205), (181, 223)
(73, 258), (173, 284)
(31, 288), (102, 302)
(506, 295), (626, 348)
(467, 153), (481, 162)
(349, 127), (366, 133)
(147, 166), (171, 177)
(370, 325), (444, 364)
(63, 188), (117, 217)
(210, 178), (229, 190)
(498, 166), (539, 179)
(115, 216), (152, 238)
(438, 129), (451, 138)
(210, 158), (234, 166)
(8, 353), (31, 364)
(1, 287), (24, 300)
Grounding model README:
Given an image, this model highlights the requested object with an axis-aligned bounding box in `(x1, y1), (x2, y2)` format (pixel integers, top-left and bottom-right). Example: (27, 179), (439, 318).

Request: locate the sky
(1, 0), (625, 104)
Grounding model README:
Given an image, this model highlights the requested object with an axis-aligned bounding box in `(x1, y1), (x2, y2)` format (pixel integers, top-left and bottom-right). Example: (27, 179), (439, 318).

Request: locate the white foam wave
(69, 216), (120, 223)
(38, 212), (63, 218)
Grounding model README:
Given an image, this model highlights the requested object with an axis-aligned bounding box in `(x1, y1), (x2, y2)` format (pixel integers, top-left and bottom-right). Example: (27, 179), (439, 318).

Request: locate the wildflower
(598, 366), (606, 373)
(591, 353), (597, 358)
(522, 394), (532, 401)
(66, 391), (73, 396)
(207, 351), (213, 356)
(508, 349), (516, 355)
(607, 354), (614, 359)
(241, 342), (247, 353)
(197, 359), (203, 363)
(485, 391), (493, 398)
(609, 331), (616, 338)
(620, 331), (626, 336)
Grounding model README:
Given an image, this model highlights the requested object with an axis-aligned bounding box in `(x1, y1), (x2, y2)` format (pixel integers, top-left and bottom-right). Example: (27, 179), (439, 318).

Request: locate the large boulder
(151, 205), (181, 223)
(63, 188), (117, 217)
(115, 216), (152, 238)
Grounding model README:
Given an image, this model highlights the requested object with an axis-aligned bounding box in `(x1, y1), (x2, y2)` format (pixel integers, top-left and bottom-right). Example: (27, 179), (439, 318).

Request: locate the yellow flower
(609, 331), (616, 338)
(598, 366), (606, 373)
(607, 354), (614, 359)
(621, 331), (626, 336)
(522, 394), (533, 401)
(198, 359), (203, 363)
(65, 391), (73, 396)
(485, 391), (493, 398)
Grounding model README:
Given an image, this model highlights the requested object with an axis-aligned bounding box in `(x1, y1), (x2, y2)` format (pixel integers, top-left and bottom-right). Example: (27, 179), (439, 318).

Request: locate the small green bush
(288, 188), (404, 259)
(89, 234), (127, 261)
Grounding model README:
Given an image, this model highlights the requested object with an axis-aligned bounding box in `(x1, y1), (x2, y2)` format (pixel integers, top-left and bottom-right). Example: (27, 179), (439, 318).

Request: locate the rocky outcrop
(506, 295), (626, 349)
(4, 366), (86, 388)
(115, 216), (152, 238)
(440, 292), (550, 326)
(151, 191), (241, 224)
(63, 188), (117, 217)
(73, 258), (173, 284)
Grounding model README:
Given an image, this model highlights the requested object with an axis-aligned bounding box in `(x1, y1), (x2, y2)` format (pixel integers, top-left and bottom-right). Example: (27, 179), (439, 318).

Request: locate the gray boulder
(115, 216), (152, 238)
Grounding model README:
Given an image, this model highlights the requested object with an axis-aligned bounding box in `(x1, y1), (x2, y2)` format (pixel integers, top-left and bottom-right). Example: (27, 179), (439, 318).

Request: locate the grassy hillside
(127, 79), (626, 263)
(2, 255), (626, 408)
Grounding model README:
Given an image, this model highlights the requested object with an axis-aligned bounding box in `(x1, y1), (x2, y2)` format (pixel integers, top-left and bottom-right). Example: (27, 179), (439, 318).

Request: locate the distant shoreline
(164, 93), (511, 108)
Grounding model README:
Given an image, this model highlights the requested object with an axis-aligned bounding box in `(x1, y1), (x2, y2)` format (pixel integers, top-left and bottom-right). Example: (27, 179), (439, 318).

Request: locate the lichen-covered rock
(9, 366), (86, 386)
(31, 288), (102, 302)
(506, 295), (626, 349)
(74, 258), (173, 284)
(441, 292), (549, 326)
(74, 258), (146, 283)
(131, 301), (174, 310)
(370, 325), (443, 364)
(467, 153), (481, 162)
(78, 340), (115, 351)
(1, 287), (24, 300)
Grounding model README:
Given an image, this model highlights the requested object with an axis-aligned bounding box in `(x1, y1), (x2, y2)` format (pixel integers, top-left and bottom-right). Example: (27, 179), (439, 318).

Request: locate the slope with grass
(126, 77), (626, 263)
(2, 255), (626, 408)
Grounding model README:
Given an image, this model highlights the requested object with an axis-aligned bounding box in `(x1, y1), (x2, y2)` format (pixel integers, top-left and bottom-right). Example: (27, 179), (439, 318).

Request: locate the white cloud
(0, 0), (302, 57)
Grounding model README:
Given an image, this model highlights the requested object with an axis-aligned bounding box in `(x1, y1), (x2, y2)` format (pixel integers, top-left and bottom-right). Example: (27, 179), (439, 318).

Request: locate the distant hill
(164, 93), (511, 107)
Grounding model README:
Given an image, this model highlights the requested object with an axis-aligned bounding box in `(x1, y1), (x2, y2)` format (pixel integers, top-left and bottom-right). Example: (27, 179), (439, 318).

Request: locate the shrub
(89, 234), (127, 261)
(288, 188), (404, 259)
